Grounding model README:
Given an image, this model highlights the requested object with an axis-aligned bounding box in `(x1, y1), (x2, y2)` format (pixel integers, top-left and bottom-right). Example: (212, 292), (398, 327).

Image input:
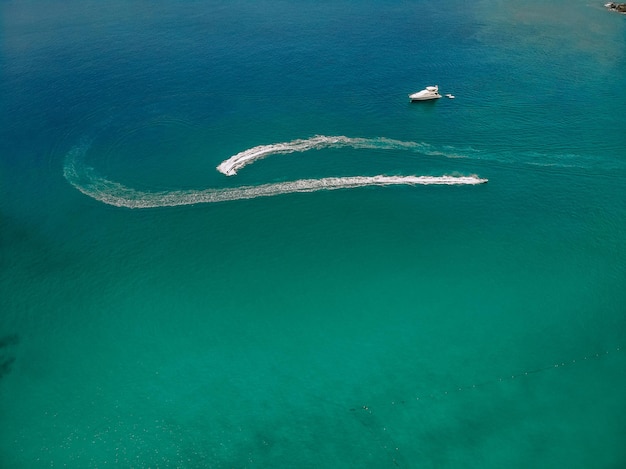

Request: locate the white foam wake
(216, 135), (451, 176)
(64, 137), (487, 209)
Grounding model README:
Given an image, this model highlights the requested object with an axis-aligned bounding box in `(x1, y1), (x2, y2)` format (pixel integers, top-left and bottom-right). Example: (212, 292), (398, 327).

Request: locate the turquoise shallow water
(1, 0), (626, 467)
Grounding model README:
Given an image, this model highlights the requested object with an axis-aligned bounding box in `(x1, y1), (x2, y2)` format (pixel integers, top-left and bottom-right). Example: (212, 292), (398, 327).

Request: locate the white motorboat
(409, 85), (441, 101)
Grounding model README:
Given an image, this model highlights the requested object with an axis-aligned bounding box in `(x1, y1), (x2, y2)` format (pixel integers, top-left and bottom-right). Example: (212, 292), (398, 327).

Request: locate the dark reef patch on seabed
(605, 2), (626, 13)
(0, 334), (19, 380)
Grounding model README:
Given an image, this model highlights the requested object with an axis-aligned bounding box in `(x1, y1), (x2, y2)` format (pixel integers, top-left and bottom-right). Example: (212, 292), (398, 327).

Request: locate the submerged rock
(605, 2), (626, 13)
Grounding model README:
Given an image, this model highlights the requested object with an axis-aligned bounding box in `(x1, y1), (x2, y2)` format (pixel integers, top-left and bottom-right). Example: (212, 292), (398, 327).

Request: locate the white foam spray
(216, 135), (452, 176)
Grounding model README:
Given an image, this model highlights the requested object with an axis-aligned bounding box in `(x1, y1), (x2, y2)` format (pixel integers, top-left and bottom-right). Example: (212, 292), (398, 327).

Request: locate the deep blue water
(1, 1), (625, 467)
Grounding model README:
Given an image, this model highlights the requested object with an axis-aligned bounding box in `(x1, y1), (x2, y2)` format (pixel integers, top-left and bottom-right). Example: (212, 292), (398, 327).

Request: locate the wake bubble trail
(217, 135), (454, 176)
(64, 136), (487, 209)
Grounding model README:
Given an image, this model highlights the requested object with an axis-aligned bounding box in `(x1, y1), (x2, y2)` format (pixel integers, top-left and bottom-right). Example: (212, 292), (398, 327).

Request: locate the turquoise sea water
(1, 0), (625, 467)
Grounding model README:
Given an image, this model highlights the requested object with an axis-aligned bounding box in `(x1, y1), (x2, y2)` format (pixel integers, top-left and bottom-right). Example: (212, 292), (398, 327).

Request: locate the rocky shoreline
(605, 2), (626, 13)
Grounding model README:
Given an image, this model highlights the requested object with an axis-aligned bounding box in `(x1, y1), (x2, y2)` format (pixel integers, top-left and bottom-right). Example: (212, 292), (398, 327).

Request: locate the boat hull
(409, 94), (441, 102)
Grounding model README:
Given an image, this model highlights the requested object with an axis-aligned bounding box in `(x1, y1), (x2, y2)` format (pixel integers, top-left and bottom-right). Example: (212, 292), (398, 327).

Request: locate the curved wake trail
(64, 136), (487, 209)
(217, 135), (450, 176)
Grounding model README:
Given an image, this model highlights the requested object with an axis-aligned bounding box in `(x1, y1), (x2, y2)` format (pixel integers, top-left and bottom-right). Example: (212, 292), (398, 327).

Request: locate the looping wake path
(216, 135), (457, 176)
(64, 135), (487, 209)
